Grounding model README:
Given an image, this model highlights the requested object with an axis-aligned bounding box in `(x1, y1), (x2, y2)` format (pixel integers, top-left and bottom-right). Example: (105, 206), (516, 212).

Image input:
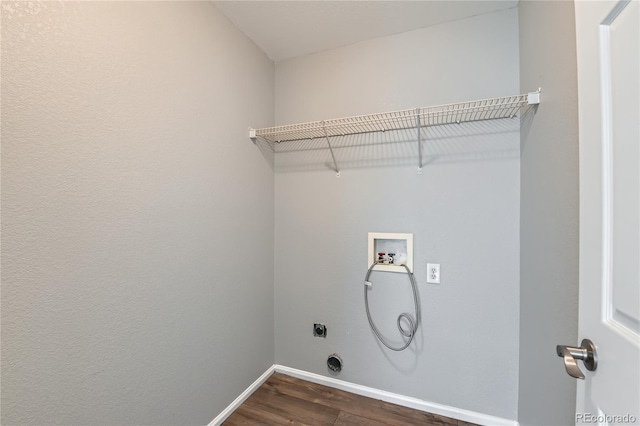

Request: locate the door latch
(556, 338), (598, 379)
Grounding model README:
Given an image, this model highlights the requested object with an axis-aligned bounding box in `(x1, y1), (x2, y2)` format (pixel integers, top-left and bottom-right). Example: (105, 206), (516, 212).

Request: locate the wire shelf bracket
(249, 89), (541, 176)
(322, 123), (340, 177)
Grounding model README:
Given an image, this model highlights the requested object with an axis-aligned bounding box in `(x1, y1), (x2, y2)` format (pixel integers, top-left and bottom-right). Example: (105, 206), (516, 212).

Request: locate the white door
(573, 0), (640, 423)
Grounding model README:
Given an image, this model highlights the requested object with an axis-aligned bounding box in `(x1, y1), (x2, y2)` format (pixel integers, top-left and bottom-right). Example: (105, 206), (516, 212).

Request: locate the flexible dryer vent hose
(364, 263), (420, 351)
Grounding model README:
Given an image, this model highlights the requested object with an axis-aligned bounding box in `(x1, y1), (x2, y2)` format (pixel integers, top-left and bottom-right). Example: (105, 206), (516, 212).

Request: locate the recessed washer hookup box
(367, 232), (413, 273)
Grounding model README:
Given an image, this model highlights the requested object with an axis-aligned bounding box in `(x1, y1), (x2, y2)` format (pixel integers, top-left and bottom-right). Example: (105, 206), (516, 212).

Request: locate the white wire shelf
(249, 90), (540, 176)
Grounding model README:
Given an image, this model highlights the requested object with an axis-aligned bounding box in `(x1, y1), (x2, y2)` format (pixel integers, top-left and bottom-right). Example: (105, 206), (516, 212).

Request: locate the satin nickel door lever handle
(556, 339), (598, 380)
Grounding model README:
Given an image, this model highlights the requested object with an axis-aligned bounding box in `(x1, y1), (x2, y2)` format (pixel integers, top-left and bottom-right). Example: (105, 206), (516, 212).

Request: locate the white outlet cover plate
(427, 263), (440, 284)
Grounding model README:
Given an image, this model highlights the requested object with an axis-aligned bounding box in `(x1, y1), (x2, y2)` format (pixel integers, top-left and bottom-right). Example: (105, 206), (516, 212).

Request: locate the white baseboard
(208, 365), (275, 426)
(273, 365), (519, 426)
(209, 363), (519, 426)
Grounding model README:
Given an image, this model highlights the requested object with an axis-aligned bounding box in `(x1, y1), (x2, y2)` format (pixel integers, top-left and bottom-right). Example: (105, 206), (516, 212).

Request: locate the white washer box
(367, 232), (413, 273)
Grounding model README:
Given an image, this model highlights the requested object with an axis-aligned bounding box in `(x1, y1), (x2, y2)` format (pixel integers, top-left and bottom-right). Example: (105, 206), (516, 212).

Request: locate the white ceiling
(213, 1), (518, 62)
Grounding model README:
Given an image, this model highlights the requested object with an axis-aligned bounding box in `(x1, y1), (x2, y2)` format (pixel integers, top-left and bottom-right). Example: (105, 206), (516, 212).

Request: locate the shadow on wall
(519, 103), (540, 154)
(253, 110), (536, 173)
(255, 137), (276, 171)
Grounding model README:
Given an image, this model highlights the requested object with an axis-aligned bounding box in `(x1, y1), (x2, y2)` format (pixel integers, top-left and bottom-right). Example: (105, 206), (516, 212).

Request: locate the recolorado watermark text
(576, 413), (638, 424)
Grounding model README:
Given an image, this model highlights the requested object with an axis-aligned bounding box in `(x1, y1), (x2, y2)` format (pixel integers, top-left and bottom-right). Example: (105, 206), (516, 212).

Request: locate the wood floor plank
(224, 406), (305, 425)
(333, 411), (390, 426)
(224, 373), (477, 426)
(225, 385), (339, 426)
(264, 373), (459, 426)
(457, 420), (480, 426)
(224, 406), (295, 426)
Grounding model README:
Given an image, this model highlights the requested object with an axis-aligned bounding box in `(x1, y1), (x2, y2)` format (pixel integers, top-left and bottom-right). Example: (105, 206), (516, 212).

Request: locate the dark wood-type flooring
(224, 373), (478, 425)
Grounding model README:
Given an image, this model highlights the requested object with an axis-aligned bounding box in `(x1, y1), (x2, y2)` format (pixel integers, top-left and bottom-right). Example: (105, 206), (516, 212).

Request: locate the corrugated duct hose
(364, 263), (420, 351)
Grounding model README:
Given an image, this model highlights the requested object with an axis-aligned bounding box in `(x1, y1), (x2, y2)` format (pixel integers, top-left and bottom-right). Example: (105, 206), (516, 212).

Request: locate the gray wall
(274, 9), (522, 420)
(518, 1), (580, 425)
(1, 2), (274, 424)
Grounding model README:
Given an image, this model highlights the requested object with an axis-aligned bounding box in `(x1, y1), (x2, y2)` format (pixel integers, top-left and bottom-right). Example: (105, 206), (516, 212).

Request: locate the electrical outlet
(427, 263), (440, 284)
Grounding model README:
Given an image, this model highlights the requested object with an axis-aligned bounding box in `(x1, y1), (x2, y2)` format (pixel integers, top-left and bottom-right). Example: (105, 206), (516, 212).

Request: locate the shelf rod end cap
(528, 90), (541, 105)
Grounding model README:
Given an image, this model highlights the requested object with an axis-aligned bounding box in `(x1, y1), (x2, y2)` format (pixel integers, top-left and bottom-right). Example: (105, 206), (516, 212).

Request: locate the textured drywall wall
(1, 2), (274, 424)
(518, 2), (580, 425)
(274, 9), (521, 420)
